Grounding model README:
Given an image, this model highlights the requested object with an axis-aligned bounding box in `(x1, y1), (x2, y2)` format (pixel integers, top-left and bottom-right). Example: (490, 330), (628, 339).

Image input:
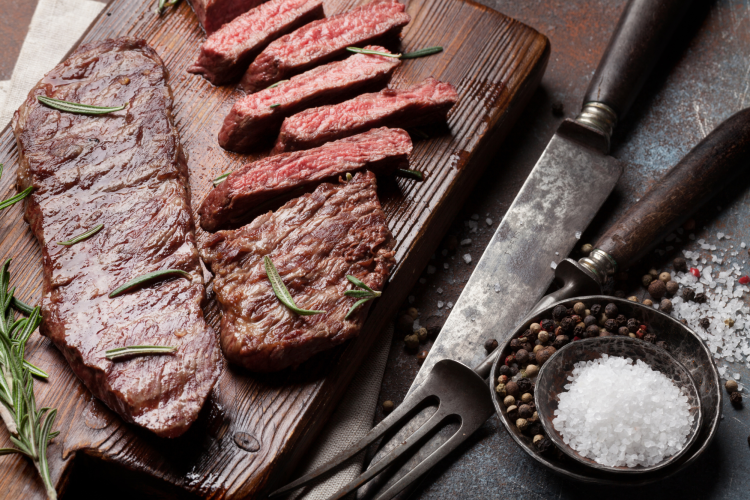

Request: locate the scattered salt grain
(463, 254), (472, 264)
(486, 218), (493, 226)
(437, 301), (444, 309)
(461, 238), (472, 246)
(554, 356), (693, 468)
(551, 261), (558, 270)
(575, 231), (582, 239)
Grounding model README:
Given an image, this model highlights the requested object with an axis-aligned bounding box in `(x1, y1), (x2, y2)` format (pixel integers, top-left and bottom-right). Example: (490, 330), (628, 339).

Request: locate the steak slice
(274, 77), (458, 152)
(201, 127), (411, 231)
(11, 38), (221, 438)
(239, 0), (410, 92)
(188, 0), (324, 85)
(188, 0), (268, 34)
(201, 171), (395, 372)
(219, 46), (400, 152)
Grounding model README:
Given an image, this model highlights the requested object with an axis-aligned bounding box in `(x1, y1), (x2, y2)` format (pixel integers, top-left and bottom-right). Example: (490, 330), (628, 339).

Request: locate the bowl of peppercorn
(490, 296), (721, 486)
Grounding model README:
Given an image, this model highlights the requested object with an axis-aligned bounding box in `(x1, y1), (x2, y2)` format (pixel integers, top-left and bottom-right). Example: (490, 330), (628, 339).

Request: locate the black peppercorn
(499, 365), (511, 377)
(528, 422), (544, 436)
(604, 318), (617, 332)
(517, 378), (532, 394)
(518, 404), (533, 419)
(694, 292), (707, 304)
(700, 317), (710, 329)
(536, 437), (554, 454)
(585, 325), (599, 338)
(509, 339), (522, 351)
(643, 333), (657, 344)
(583, 315), (598, 327)
(656, 340), (669, 351)
(627, 318), (639, 333)
(510, 365), (519, 376)
(553, 335), (569, 349)
(604, 303), (618, 317)
(505, 380), (520, 398)
(618, 326), (629, 336)
(731, 391), (743, 408)
(515, 349), (530, 365)
(485, 339), (499, 353)
(552, 305), (567, 321)
(590, 304), (601, 316)
(560, 317), (575, 333)
(615, 314), (627, 327)
(673, 257), (688, 272)
(573, 324), (585, 338)
(682, 287), (695, 301)
(540, 319), (555, 332)
(520, 342), (533, 353)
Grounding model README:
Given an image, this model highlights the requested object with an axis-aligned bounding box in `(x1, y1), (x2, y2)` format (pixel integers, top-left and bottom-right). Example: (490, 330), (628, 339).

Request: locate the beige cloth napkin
(0, 1), (393, 497)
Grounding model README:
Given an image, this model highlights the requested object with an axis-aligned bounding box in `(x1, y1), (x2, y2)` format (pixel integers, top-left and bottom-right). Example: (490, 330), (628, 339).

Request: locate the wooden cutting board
(0, 0), (548, 497)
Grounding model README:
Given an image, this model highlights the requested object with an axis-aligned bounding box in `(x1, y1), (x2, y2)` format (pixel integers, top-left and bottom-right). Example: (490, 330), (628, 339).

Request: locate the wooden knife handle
(583, 0), (691, 121)
(595, 108), (750, 269)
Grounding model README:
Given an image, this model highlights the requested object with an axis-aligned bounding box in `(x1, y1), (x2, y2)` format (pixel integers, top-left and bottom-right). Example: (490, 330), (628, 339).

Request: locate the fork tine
(372, 420), (473, 500)
(269, 382), (437, 497)
(322, 403), (450, 500)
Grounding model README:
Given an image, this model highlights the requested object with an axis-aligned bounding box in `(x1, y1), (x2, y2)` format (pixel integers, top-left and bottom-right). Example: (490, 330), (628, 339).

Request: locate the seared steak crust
(274, 77), (458, 152)
(188, 0), (324, 85)
(188, 0), (268, 34)
(12, 38), (221, 438)
(219, 46), (400, 152)
(239, 0), (410, 92)
(202, 127), (411, 231)
(201, 171), (395, 372)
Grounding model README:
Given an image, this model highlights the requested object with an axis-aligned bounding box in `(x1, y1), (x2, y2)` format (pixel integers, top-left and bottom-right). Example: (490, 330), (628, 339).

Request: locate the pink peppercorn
(690, 267), (700, 278)
(740, 276), (750, 285)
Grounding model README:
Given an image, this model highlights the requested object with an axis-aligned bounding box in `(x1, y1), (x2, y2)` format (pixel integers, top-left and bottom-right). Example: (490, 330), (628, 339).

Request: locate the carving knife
(358, 0), (692, 496)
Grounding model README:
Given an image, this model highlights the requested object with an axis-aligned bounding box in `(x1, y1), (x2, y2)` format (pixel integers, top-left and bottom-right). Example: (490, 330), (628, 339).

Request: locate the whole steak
(201, 127), (412, 231)
(239, 0), (410, 92)
(12, 38), (221, 438)
(201, 171), (395, 372)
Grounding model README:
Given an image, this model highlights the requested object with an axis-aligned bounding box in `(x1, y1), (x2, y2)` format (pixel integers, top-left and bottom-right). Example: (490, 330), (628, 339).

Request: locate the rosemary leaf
(10, 297), (35, 316)
(105, 345), (177, 360)
(345, 298), (372, 320)
(269, 103), (281, 109)
(57, 224), (104, 246)
(401, 46), (444, 59)
(345, 173), (353, 181)
(266, 80), (289, 89)
(346, 275), (376, 294)
(157, 0), (181, 13)
(346, 47), (401, 58)
(109, 269), (191, 298)
(37, 96), (127, 115)
(0, 186), (33, 211)
(264, 256), (325, 316)
(395, 168), (424, 181)
(344, 289), (379, 299)
(213, 172), (231, 187)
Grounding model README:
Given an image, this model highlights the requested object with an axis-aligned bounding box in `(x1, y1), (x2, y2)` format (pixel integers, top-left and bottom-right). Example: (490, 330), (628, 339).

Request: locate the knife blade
(358, 0), (692, 497)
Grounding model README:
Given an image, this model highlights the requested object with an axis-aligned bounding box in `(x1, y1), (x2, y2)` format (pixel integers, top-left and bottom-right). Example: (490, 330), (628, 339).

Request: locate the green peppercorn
(404, 334), (419, 350)
(581, 243), (593, 255)
(495, 383), (507, 397)
(416, 327), (428, 343)
(524, 364), (539, 377)
(533, 434), (544, 445)
(643, 299), (653, 307)
(516, 418), (530, 432)
(627, 296), (639, 303)
(659, 272), (671, 283)
(521, 393), (533, 404)
(503, 395), (515, 407)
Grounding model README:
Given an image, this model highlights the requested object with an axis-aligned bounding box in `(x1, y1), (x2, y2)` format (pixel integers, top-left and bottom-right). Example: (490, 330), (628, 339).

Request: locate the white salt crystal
(486, 218), (493, 226)
(437, 301), (444, 309)
(575, 231), (582, 239)
(460, 238), (472, 246)
(463, 254), (472, 264)
(494, 283), (501, 293)
(436, 287), (443, 294)
(551, 261), (558, 270)
(446, 301), (453, 309)
(443, 263), (449, 270)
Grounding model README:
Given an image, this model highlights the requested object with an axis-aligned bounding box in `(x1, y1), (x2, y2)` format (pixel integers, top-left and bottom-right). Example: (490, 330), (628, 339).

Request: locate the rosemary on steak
(401, 46), (444, 59)
(57, 224), (104, 246)
(109, 269), (191, 298)
(0, 164), (33, 212)
(213, 172), (231, 187)
(264, 256), (325, 316)
(266, 80), (289, 89)
(157, 0), (181, 14)
(0, 259), (57, 499)
(346, 47), (401, 58)
(269, 103), (281, 109)
(344, 275), (381, 319)
(36, 96), (127, 115)
(395, 169), (424, 181)
(105, 345), (177, 360)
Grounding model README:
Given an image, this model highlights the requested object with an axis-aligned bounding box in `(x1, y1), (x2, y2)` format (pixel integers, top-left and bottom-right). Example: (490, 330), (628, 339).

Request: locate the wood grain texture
(0, 0), (548, 497)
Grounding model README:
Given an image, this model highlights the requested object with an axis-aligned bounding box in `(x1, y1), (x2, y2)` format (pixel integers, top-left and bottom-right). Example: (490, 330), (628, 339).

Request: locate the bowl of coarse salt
(535, 336), (703, 474)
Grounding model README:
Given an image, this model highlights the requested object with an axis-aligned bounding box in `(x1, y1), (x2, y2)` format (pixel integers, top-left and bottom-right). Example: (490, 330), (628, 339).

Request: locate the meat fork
(269, 356), (496, 500)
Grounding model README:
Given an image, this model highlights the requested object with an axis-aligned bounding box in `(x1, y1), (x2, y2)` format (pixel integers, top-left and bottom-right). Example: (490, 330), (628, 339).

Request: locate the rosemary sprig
(401, 46), (443, 59)
(105, 345), (177, 360)
(0, 259), (57, 499)
(346, 47), (401, 58)
(57, 224), (103, 246)
(266, 80), (289, 89)
(157, 0), (181, 14)
(213, 172), (231, 187)
(109, 269), (190, 298)
(0, 186), (33, 212)
(344, 275), (381, 319)
(269, 103), (281, 109)
(36, 96), (127, 115)
(395, 169), (424, 181)
(264, 256), (325, 316)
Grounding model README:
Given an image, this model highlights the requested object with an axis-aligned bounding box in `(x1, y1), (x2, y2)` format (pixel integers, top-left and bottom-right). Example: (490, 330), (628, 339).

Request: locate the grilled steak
(201, 127), (411, 231)
(188, 0), (324, 85)
(239, 0), (410, 92)
(274, 77), (458, 152)
(188, 0), (267, 34)
(12, 38), (221, 438)
(219, 46), (400, 151)
(201, 171), (395, 372)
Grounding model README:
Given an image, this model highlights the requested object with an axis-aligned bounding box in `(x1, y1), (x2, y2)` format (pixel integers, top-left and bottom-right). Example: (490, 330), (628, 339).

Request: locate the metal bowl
(489, 295), (721, 486)
(535, 336), (703, 474)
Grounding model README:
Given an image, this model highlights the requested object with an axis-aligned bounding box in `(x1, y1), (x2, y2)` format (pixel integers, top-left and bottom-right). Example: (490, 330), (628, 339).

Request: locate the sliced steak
(201, 171), (395, 372)
(188, 0), (324, 85)
(202, 127), (410, 231)
(12, 38), (221, 438)
(274, 77), (458, 152)
(219, 46), (400, 151)
(239, 0), (410, 92)
(188, 0), (267, 34)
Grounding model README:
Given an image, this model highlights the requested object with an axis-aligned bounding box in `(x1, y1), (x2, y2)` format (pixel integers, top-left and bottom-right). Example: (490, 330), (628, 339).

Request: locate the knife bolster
(579, 248), (618, 285)
(557, 102), (616, 154)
